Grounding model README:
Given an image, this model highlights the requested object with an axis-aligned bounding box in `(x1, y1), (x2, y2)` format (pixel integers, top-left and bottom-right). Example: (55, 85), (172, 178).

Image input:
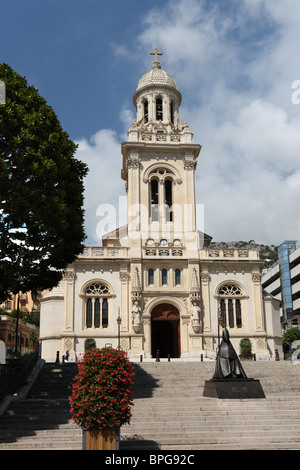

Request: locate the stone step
(0, 360), (299, 450)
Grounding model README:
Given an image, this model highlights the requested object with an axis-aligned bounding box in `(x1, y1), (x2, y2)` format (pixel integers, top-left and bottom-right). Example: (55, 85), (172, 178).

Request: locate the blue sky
(2, 0), (300, 246)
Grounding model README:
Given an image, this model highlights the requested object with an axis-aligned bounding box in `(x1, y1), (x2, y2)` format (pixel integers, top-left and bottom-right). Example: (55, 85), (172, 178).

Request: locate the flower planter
(69, 347), (134, 451)
(239, 353), (253, 361)
(82, 427), (120, 450)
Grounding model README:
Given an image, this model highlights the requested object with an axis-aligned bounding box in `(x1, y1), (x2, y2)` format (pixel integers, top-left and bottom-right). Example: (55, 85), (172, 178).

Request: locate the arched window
(218, 284), (243, 329)
(148, 167), (175, 223)
(156, 97), (163, 121)
(84, 282), (111, 329)
(144, 100), (149, 123)
(148, 268), (154, 285)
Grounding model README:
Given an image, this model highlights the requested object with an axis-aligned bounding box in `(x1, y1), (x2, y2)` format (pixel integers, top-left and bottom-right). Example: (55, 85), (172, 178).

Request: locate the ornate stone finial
(191, 268), (200, 291)
(132, 267), (142, 291)
(131, 267), (142, 302)
(150, 48), (162, 69)
(190, 268), (200, 302)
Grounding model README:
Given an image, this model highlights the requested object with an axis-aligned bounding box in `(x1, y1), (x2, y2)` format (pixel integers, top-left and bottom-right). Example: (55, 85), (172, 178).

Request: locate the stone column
(200, 270), (211, 332)
(63, 270), (75, 333)
(127, 152), (141, 258)
(181, 314), (190, 355)
(252, 272), (265, 332)
(62, 270), (76, 358)
(142, 314), (151, 355)
(119, 270), (129, 332)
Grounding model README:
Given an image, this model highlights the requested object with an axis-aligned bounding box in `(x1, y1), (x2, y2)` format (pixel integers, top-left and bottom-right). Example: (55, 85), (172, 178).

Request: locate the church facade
(40, 51), (283, 362)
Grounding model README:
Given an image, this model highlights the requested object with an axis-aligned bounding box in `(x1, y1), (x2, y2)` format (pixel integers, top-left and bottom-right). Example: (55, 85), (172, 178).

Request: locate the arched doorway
(151, 303), (180, 358)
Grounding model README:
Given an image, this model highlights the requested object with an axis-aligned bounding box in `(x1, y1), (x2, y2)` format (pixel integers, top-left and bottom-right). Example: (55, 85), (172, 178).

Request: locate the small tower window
(175, 269), (181, 286)
(156, 98), (163, 121)
(144, 100), (149, 123)
(162, 269), (168, 286)
(170, 101), (174, 124)
(148, 268), (154, 285)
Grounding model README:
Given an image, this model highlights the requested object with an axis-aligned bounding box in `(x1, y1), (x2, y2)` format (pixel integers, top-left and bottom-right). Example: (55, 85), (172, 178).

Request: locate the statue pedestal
(203, 378), (265, 399)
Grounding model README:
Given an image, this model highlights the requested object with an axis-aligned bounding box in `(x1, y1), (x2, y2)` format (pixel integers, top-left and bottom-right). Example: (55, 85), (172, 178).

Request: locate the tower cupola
(128, 49), (194, 144)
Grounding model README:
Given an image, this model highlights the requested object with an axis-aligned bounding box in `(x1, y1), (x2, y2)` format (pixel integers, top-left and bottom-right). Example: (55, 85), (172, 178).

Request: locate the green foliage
(3, 309), (39, 326)
(239, 338), (252, 355)
(210, 240), (278, 269)
(0, 63), (88, 300)
(282, 327), (300, 354)
(84, 338), (96, 351)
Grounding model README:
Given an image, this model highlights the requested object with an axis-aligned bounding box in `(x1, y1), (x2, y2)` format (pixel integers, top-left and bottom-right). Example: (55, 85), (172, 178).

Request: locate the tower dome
(127, 49), (194, 145)
(133, 49), (181, 106)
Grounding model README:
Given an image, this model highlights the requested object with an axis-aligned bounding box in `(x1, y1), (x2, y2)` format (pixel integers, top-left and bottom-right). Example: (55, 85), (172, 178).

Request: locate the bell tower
(121, 50), (201, 259)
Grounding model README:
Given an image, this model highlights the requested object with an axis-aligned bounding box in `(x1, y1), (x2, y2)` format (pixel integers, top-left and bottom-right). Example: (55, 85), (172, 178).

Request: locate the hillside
(209, 241), (278, 268)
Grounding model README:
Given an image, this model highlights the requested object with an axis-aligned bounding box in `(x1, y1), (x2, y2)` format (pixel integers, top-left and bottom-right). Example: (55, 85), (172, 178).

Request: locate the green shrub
(239, 338), (252, 355)
(282, 327), (300, 354)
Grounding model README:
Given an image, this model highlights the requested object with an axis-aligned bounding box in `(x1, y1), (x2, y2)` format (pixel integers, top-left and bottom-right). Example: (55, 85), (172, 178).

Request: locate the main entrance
(151, 303), (180, 358)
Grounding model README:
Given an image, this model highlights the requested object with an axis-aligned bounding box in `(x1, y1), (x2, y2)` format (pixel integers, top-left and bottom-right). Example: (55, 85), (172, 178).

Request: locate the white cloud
(134, 0), (300, 244)
(75, 129), (126, 245)
(78, 0), (300, 246)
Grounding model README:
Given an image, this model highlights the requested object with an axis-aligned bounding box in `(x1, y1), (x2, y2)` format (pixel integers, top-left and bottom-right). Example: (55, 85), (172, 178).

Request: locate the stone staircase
(122, 361), (300, 450)
(0, 363), (81, 450)
(1, 360), (300, 450)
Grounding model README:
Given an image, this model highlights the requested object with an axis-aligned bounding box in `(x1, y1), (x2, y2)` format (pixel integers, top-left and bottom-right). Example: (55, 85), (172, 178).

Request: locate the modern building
(262, 240), (300, 329)
(40, 50), (282, 362)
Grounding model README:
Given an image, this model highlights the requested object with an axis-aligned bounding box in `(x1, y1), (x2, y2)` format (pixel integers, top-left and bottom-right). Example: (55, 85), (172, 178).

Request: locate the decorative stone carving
(63, 271), (75, 280)
(252, 273), (262, 283)
(119, 271), (129, 283)
(200, 272), (210, 286)
(183, 159), (197, 170)
(127, 156), (140, 169)
(191, 301), (201, 333)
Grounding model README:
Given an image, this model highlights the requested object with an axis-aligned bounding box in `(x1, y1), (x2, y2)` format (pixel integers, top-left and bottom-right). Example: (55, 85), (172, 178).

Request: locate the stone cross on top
(150, 48), (162, 68)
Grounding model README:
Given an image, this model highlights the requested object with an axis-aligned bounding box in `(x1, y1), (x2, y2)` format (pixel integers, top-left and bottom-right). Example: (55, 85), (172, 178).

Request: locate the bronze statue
(213, 328), (247, 379)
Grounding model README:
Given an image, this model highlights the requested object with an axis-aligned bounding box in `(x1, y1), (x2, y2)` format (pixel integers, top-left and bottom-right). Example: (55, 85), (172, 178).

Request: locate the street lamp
(31, 289), (38, 304)
(14, 292), (20, 356)
(117, 311), (122, 349)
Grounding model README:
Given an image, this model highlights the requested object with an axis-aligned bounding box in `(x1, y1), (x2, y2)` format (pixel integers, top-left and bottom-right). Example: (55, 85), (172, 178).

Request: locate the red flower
(69, 347), (135, 429)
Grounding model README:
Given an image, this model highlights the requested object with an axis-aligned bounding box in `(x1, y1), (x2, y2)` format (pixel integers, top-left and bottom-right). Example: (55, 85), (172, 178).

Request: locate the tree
(282, 327), (300, 355)
(0, 64), (88, 301)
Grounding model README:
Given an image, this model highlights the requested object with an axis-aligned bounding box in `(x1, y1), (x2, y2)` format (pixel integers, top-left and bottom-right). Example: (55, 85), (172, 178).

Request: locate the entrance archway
(151, 303), (180, 358)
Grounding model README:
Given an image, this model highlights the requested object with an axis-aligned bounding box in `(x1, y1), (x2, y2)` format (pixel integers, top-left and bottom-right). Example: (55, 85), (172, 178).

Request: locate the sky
(1, 0), (300, 246)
